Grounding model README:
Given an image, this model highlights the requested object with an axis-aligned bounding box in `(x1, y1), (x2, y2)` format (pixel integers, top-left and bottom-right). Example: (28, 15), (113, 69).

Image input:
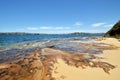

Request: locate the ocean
(0, 33), (104, 47)
(0, 33), (105, 63)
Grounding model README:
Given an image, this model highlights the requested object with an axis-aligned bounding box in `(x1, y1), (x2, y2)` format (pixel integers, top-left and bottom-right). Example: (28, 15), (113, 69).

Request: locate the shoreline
(0, 37), (120, 80)
(0, 36), (103, 49)
(51, 38), (120, 80)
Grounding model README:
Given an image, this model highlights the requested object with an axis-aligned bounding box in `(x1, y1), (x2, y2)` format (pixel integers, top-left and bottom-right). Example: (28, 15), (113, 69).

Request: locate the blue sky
(0, 0), (120, 34)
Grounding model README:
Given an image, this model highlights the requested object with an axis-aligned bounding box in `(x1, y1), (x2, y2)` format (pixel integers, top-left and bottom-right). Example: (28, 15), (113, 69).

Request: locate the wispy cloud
(91, 22), (106, 27)
(26, 26), (70, 30)
(91, 22), (114, 28)
(39, 26), (52, 29)
(104, 24), (114, 27)
(54, 27), (70, 30)
(27, 27), (39, 30)
(74, 22), (82, 26)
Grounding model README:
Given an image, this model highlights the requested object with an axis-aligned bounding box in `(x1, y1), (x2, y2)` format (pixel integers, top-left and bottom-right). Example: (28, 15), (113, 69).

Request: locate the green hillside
(105, 21), (120, 38)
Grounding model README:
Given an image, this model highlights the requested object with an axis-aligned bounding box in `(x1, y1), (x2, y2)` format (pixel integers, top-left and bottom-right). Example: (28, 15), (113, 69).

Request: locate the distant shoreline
(0, 32), (105, 35)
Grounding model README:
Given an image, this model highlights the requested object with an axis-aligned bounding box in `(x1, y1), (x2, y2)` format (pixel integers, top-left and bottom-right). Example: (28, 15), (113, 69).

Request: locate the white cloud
(64, 27), (70, 29)
(55, 27), (70, 30)
(74, 22), (82, 26)
(27, 27), (39, 30)
(104, 24), (114, 27)
(26, 26), (70, 30)
(91, 22), (106, 27)
(54, 27), (64, 30)
(91, 22), (114, 28)
(25, 26), (107, 33)
(39, 26), (52, 29)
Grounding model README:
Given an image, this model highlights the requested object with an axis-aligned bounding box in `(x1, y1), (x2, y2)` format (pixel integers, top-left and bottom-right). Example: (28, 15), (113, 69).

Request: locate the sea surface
(0, 33), (106, 63)
(0, 33), (104, 47)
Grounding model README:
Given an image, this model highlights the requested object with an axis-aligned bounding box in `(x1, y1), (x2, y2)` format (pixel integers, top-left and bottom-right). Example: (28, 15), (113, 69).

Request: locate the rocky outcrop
(105, 21), (120, 38)
(0, 48), (44, 80)
(41, 48), (116, 75)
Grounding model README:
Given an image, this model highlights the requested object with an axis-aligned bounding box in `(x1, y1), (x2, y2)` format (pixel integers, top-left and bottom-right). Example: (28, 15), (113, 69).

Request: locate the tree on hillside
(105, 21), (120, 38)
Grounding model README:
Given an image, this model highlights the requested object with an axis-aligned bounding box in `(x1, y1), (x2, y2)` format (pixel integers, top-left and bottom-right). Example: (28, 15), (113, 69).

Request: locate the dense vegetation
(105, 21), (120, 38)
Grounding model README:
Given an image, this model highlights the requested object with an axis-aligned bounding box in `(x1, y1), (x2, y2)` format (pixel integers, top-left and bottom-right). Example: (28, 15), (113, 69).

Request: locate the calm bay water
(0, 33), (104, 47)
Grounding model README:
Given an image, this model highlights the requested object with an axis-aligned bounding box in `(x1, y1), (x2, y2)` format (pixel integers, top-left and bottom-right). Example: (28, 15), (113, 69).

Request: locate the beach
(0, 0), (120, 79)
(51, 38), (120, 80)
(0, 37), (120, 80)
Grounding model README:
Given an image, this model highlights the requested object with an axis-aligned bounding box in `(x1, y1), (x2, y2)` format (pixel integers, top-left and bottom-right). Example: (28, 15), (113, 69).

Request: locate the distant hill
(0, 32), (45, 35)
(104, 21), (120, 38)
(0, 32), (104, 35)
(70, 32), (89, 35)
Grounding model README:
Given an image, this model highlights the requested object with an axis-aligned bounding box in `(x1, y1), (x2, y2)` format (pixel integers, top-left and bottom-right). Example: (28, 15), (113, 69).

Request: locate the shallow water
(0, 37), (111, 63)
(0, 34), (109, 63)
(0, 33), (104, 47)
(0, 48), (41, 63)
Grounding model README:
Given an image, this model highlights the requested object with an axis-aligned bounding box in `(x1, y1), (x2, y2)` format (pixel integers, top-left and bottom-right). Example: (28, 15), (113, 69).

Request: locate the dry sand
(52, 38), (120, 80)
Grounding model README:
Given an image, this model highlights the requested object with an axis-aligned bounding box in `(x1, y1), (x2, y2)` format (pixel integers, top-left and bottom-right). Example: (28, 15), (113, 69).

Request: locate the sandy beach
(1, 0), (120, 79)
(51, 38), (120, 80)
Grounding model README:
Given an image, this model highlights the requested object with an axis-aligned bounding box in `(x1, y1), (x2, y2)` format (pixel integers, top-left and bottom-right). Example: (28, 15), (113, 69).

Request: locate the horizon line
(0, 31), (105, 34)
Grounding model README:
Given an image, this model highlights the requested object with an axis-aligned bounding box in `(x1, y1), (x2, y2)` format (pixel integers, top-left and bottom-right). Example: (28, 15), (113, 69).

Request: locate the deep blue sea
(0, 33), (104, 47)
